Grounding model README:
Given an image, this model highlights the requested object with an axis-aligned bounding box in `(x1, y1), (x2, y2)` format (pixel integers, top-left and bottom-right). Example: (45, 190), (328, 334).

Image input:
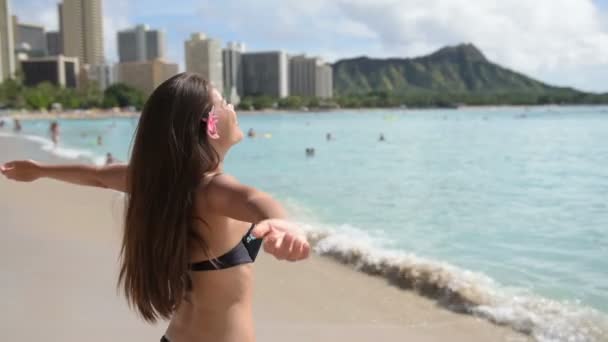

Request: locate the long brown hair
(119, 73), (220, 322)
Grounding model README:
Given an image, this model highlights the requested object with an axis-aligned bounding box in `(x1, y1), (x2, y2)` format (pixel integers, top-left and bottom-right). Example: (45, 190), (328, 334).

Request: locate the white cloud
(11, 0), (59, 30)
(335, 0), (608, 66)
(337, 0), (608, 91)
(195, 1), (378, 50)
(193, 0), (608, 91)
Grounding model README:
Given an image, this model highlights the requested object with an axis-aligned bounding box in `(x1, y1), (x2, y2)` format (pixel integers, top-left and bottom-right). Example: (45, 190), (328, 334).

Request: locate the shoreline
(1, 103), (607, 121)
(0, 134), (530, 341)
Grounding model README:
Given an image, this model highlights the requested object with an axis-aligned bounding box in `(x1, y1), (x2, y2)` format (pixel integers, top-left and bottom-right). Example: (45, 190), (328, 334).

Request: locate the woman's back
(165, 180), (261, 342)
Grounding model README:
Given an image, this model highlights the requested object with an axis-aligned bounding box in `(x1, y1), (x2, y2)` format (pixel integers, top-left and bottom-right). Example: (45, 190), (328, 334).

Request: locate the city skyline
(8, 0), (608, 92)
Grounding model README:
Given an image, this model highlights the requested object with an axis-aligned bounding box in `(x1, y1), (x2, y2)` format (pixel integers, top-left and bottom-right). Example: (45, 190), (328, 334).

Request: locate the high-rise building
(13, 17), (47, 57)
(117, 60), (178, 96)
(145, 30), (164, 62)
(288, 55), (314, 97)
(81, 63), (113, 90)
(242, 51), (288, 98)
(289, 55), (333, 98)
(21, 55), (79, 88)
(47, 31), (62, 56)
(117, 27), (138, 62)
(60, 0), (104, 65)
(0, 0), (15, 80)
(117, 25), (165, 63)
(316, 63), (333, 99)
(57, 3), (63, 40)
(47, 4), (64, 56)
(185, 33), (223, 92)
(222, 42), (245, 104)
(116, 25), (172, 96)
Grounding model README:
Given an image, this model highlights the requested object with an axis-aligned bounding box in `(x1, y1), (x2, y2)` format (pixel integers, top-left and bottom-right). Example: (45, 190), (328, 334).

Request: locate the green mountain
(332, 43), (578, 96)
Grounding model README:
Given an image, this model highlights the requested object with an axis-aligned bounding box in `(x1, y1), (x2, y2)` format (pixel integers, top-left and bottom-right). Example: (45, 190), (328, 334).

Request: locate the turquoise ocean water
(1, 106), (607, 341)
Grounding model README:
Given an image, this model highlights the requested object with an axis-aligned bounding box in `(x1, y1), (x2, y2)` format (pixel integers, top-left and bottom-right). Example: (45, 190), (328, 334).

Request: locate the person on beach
(1, 73), (310, 342)
(13, 119), (21, 132)
(105, 152), (115, 165)
(0, 119), (5, 128)
(50, 121), (60, 146)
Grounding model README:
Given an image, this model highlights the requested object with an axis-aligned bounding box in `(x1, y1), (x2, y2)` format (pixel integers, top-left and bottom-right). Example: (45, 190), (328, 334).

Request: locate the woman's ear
(203, 106), (220, 139)
(207, 127), (220, 140)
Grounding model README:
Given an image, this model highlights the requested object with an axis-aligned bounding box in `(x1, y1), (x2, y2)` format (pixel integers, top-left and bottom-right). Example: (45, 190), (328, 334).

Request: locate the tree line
(2, 80), (607, 112)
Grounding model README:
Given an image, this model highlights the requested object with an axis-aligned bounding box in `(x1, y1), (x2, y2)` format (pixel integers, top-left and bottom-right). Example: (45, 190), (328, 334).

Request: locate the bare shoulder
(199, 173), (242, 197)
(196, 173), (246, 209)
(201, 173), (240, 188)
(195, 171), (285, 223)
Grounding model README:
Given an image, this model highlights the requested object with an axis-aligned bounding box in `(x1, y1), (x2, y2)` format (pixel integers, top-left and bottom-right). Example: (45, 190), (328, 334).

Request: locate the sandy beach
(0, 136), (528, 341)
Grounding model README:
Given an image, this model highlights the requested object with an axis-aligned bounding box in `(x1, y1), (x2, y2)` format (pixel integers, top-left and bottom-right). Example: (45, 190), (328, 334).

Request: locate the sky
(10, 0), (608, 93)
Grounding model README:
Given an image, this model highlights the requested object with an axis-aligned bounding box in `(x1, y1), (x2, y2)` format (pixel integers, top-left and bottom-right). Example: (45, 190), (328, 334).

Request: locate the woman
(1, 73), (310, 342)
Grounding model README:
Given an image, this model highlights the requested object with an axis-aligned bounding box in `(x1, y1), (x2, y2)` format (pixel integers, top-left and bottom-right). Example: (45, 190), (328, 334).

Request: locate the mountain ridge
(332, 43), (584, 96)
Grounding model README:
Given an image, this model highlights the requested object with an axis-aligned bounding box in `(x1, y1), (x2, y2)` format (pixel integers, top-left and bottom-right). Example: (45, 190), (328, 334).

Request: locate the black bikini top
(190, 224), (263, 271)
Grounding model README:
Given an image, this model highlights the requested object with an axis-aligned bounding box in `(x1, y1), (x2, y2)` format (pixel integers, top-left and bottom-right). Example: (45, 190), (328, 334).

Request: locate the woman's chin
(234, 130), (244, 144)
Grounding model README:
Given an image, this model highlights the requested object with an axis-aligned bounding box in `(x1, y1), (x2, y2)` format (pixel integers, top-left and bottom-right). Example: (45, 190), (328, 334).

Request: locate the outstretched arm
(202, 174), (309, 262)
(1, 160), (128, 192)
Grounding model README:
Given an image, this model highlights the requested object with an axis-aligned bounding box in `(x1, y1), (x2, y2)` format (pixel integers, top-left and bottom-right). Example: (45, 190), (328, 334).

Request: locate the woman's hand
(252, 219), (311, 262)
(0, 160), (42, 182)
